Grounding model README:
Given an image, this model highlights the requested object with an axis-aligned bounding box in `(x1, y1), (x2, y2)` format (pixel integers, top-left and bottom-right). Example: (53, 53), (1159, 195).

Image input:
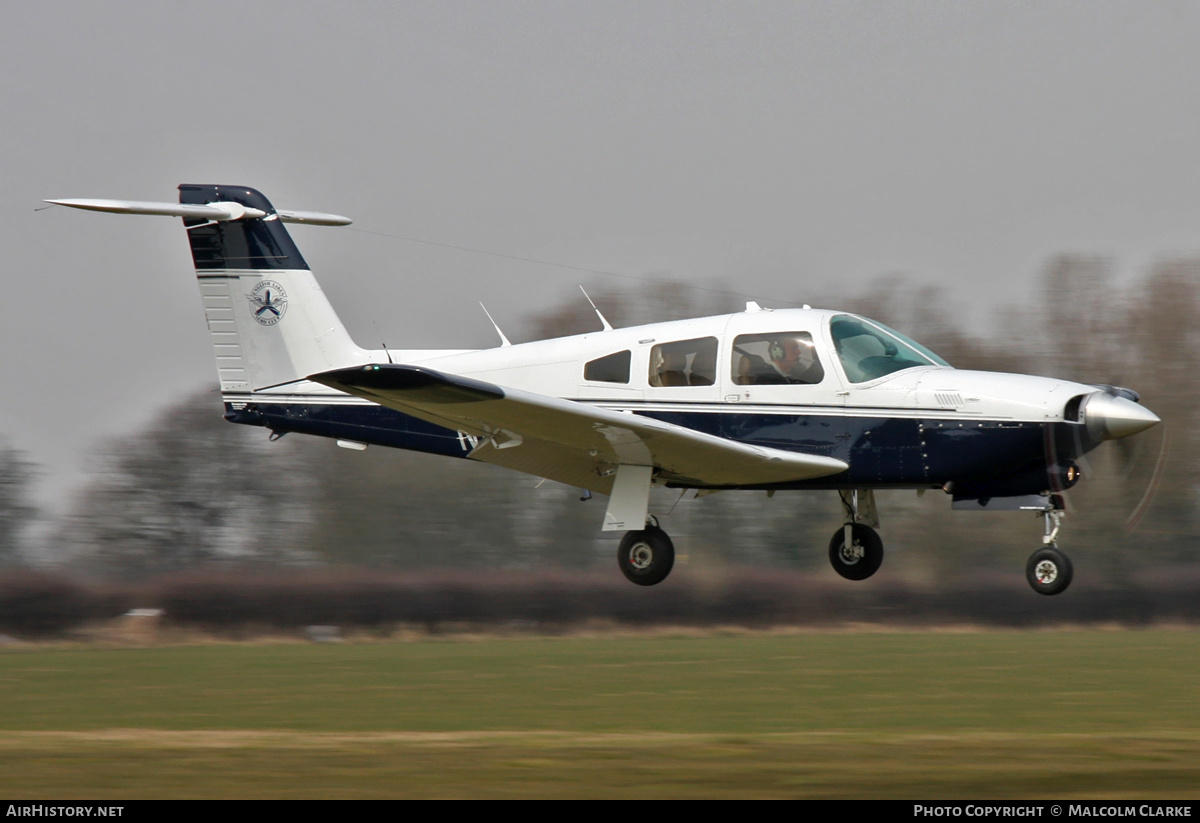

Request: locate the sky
(4, 1), (1200, 504)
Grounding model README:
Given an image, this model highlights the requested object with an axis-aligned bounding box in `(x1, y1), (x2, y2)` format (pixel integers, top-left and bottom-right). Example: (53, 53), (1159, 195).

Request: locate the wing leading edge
(311, 363), (848, 495)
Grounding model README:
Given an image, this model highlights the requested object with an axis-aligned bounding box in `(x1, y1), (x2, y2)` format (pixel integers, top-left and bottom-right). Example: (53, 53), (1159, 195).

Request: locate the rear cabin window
(732, 332), (825, 385)
(584, 350), (631, 383)
(648, 337), (718, 387)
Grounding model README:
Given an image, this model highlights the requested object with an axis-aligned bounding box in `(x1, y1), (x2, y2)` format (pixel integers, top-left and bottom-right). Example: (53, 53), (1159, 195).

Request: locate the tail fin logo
(247, 280), (289, 326)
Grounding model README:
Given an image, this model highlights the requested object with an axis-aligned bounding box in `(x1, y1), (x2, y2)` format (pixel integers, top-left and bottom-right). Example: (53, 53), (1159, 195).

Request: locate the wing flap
(311, 364), (848, 491)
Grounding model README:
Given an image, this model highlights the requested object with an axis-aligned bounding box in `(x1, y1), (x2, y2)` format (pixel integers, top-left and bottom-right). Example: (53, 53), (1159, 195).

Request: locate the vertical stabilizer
(178, 184), (364, 391)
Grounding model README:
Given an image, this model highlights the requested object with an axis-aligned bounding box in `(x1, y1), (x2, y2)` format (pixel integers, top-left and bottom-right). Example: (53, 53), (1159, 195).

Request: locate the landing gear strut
(617, 523), (675, 586)
(1026, 508), (1073, 596)
(829, 489), (884, 581)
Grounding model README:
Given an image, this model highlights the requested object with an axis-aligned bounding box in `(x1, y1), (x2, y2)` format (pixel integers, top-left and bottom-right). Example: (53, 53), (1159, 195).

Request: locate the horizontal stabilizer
(45, 198), (351, 226)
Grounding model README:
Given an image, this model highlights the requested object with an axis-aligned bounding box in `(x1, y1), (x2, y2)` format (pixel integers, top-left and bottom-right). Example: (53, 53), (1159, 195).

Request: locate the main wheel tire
(828, 523), (884, 581)
(617, 527), (675, 586)
(1026, 547), (1073, 596)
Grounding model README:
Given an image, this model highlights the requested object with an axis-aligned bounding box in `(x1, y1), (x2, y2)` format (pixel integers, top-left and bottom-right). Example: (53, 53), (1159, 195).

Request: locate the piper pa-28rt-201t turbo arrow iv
(47, 185), (1162, 596)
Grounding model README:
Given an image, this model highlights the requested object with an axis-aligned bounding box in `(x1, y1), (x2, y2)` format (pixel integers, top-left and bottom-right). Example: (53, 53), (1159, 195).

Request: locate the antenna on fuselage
(579, 286), (614, 331)
(371, 321), (394, 363)
(479, 303), (512, 347)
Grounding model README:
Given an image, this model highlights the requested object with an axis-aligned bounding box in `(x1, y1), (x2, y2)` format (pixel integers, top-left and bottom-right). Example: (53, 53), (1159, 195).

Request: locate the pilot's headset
(769, 339), (787, 361)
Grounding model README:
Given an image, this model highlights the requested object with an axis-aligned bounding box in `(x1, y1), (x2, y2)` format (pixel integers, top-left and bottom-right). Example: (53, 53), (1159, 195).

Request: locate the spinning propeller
(1047, 384), (1163, 530)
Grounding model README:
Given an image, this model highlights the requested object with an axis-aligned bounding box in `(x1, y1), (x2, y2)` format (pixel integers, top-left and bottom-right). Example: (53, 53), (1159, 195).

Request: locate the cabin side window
(648, 337), (718, 387)
(583, 350), (631, 384)
(731, 332), (825, 385)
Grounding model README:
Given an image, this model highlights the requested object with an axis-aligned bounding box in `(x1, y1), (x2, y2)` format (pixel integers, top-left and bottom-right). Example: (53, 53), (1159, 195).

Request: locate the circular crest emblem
(247, 280), (288, 326)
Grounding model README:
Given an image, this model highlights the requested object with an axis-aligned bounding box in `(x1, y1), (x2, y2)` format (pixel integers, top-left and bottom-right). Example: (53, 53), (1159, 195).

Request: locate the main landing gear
(604, 465), (678, 586)
(617, 522), (675, 586)
(1026, 509), (1073, 596)
(829, 523), (884, 580)
(829, 490), (884, 581)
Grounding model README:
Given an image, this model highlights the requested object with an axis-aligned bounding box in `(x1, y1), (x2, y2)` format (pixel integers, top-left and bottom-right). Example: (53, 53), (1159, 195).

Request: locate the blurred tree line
(1, 255), (1196, 589)
(0, 439), (36, 568)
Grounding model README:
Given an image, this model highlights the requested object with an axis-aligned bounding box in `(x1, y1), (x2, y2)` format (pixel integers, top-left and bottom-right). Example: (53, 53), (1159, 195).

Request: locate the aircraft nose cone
(1082, 391), (1161, 441)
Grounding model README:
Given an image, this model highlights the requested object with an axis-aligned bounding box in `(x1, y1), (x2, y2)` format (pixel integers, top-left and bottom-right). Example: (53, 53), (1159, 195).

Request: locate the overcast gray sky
(5, 1), (1200, 502)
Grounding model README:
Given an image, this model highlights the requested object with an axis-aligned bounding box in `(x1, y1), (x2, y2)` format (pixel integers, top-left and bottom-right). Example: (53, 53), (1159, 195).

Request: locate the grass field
(2, 630), (1199, 798)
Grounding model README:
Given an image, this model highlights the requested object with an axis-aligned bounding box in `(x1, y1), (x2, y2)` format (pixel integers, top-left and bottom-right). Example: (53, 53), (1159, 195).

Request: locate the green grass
(2, 631), (1200, 797)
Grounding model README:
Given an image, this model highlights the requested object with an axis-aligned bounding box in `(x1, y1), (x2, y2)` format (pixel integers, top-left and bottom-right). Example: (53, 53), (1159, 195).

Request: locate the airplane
(46, 184), (1162, 596)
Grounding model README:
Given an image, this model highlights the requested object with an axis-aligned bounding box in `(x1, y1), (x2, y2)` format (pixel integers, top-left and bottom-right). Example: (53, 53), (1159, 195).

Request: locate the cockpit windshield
(829, 315), (951, 383)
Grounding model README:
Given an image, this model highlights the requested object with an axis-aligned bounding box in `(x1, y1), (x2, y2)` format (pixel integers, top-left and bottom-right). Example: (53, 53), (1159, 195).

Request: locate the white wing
(311, 364), (848, 495)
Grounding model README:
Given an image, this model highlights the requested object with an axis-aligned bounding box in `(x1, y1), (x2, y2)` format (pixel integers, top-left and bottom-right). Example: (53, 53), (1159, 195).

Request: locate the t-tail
(46, 184), (366, 393)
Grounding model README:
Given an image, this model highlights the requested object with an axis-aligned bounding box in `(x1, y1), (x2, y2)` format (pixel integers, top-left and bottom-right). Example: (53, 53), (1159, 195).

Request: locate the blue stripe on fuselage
(224, 401), (1049, 489)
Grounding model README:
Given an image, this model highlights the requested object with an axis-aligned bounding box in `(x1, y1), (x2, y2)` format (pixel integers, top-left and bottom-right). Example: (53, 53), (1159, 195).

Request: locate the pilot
(769, 336), (824, 384)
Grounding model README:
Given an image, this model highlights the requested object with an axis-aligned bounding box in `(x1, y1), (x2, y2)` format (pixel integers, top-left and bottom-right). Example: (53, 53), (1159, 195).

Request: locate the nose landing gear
(1026, 508), (1073, 596)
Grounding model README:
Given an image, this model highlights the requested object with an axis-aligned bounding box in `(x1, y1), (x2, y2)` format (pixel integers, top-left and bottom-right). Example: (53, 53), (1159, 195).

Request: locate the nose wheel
(617, 525), (675, 586)
(1026, 547), (1073, 596)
